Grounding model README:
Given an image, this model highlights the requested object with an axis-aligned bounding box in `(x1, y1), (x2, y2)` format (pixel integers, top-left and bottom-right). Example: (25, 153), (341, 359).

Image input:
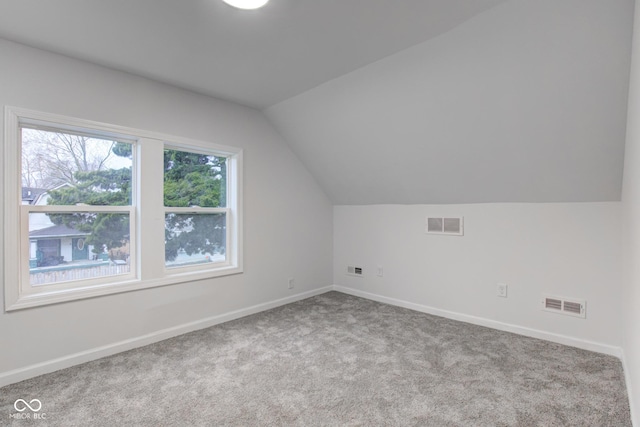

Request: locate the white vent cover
(541, 295), (586, 318)
(346, 266), (363, 277)
(426, 216), (463, 236)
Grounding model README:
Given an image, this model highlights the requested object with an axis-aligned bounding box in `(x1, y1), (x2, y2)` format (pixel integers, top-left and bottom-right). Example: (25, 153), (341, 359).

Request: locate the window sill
(5, 266), (243, 312)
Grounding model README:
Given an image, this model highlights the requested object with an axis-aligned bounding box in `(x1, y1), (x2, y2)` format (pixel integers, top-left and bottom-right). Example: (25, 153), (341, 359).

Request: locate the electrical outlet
(288, 278), (294, 289)
(497, 283), (507, 298)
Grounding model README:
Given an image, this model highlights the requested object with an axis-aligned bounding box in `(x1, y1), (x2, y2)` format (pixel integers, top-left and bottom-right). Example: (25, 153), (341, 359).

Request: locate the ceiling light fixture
(222, 0), (269, 10)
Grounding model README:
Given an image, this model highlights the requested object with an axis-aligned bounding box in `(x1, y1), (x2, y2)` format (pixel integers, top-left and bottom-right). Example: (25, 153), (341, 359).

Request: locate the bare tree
(21, 129), (116, 190)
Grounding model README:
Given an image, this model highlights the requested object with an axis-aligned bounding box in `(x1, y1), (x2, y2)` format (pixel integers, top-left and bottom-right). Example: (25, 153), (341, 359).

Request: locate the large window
(4, 107), (243, 310)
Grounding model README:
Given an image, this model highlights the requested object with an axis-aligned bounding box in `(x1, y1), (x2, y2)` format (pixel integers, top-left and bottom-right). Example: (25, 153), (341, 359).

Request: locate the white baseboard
(1, 284), (626, 394)
(332, 285), (623, 358)
(0, 286), (333, 388)
(621, 348), (638, 427)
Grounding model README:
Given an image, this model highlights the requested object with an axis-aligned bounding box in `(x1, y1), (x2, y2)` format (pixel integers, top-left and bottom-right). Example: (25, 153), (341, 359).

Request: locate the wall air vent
(426, 216), (464, 236)
(541, 295), (586, 319)
(545, 297), (562, 311)
(346, 266), (363, 277)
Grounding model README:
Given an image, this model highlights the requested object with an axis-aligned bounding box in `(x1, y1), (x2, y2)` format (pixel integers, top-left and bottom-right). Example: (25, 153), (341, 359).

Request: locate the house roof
(29, 224), (87, 239)
(22, 187), (47, 205)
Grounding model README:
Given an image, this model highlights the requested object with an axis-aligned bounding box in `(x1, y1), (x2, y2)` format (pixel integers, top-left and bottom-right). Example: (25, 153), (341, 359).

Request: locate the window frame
(4, 106), (243, 311)
(162, 145), (231, 273)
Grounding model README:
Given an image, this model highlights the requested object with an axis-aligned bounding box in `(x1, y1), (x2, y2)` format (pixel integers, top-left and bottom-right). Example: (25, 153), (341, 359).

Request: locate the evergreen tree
(163, 149), (226, 262)
(47, 142), (132, 256)
(47, 144), (226, 262)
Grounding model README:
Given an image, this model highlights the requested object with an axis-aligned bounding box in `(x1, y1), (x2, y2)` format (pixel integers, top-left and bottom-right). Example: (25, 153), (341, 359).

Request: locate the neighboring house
(23, 186), (55, 232)
(29, 224), (90, 267)
(22, 186), (91, 267)
(21, 187), (47, 206)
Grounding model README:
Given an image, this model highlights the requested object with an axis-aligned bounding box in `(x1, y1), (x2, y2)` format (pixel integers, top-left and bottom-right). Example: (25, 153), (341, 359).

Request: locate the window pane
(164, 148), (226, 208)
(29, 212), (131, 286)
(165, 213), (226, 267)
(21, 127), (133, 206)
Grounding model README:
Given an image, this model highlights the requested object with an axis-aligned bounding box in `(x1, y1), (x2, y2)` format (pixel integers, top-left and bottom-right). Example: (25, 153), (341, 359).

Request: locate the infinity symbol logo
(14, 399), (42, 412)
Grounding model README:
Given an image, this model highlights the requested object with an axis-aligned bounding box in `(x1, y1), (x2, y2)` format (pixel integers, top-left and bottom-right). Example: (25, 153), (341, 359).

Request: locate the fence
(30, 262), (130, 286)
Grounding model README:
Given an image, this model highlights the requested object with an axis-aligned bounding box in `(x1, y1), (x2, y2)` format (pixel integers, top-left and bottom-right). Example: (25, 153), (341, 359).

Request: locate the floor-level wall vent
(541, 295), (586, 318)
(346, 266), (363, 277)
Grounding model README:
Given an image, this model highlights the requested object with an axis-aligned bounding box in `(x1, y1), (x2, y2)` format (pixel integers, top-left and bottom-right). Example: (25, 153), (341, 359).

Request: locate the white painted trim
(332, 285), (623, 358)
(621, 348), (638, 427)
(0, 286), (333, 388)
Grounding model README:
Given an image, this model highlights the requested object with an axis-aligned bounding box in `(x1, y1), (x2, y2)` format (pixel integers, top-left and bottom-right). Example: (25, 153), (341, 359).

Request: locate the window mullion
(138, 138), (166, 281)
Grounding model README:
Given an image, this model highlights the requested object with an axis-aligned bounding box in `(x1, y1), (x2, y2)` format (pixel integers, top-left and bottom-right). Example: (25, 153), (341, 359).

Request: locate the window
(4, 107), (243, 310)
(164, 148), (228, 270)
(22, 127), (135, 287)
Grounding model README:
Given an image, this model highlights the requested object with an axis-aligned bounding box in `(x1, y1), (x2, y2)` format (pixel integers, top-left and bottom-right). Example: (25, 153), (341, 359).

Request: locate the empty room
(0, 0), (639, 425)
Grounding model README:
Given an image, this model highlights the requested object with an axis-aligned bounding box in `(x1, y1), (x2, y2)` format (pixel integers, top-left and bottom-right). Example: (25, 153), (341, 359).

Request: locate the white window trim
(4, 106), (243, 311)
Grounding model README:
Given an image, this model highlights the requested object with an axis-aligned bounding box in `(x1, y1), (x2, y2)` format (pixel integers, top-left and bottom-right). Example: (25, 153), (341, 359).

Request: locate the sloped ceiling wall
(265, 0), (634, 205)
(0, 0), (508, 108)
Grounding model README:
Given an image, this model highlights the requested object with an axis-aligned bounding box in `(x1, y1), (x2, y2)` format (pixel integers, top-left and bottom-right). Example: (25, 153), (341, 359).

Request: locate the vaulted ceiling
(0, 0), (505, 108)
(0, 0), (634, 204)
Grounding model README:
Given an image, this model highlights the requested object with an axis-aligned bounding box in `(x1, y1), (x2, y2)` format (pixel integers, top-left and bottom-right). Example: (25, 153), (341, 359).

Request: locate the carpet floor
(0, 291), (632, 426)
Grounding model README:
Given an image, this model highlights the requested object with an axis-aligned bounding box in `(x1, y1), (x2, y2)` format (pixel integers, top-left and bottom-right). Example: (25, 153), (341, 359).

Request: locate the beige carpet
(0, 291), (632, 426)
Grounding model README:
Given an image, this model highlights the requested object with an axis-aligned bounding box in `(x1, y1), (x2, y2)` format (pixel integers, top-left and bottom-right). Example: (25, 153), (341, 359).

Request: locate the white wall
(266, 0), (633, 205)
(334, 203), (623, 352)
(622, 0), (640, 423)
(0, 39), (333, 378)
